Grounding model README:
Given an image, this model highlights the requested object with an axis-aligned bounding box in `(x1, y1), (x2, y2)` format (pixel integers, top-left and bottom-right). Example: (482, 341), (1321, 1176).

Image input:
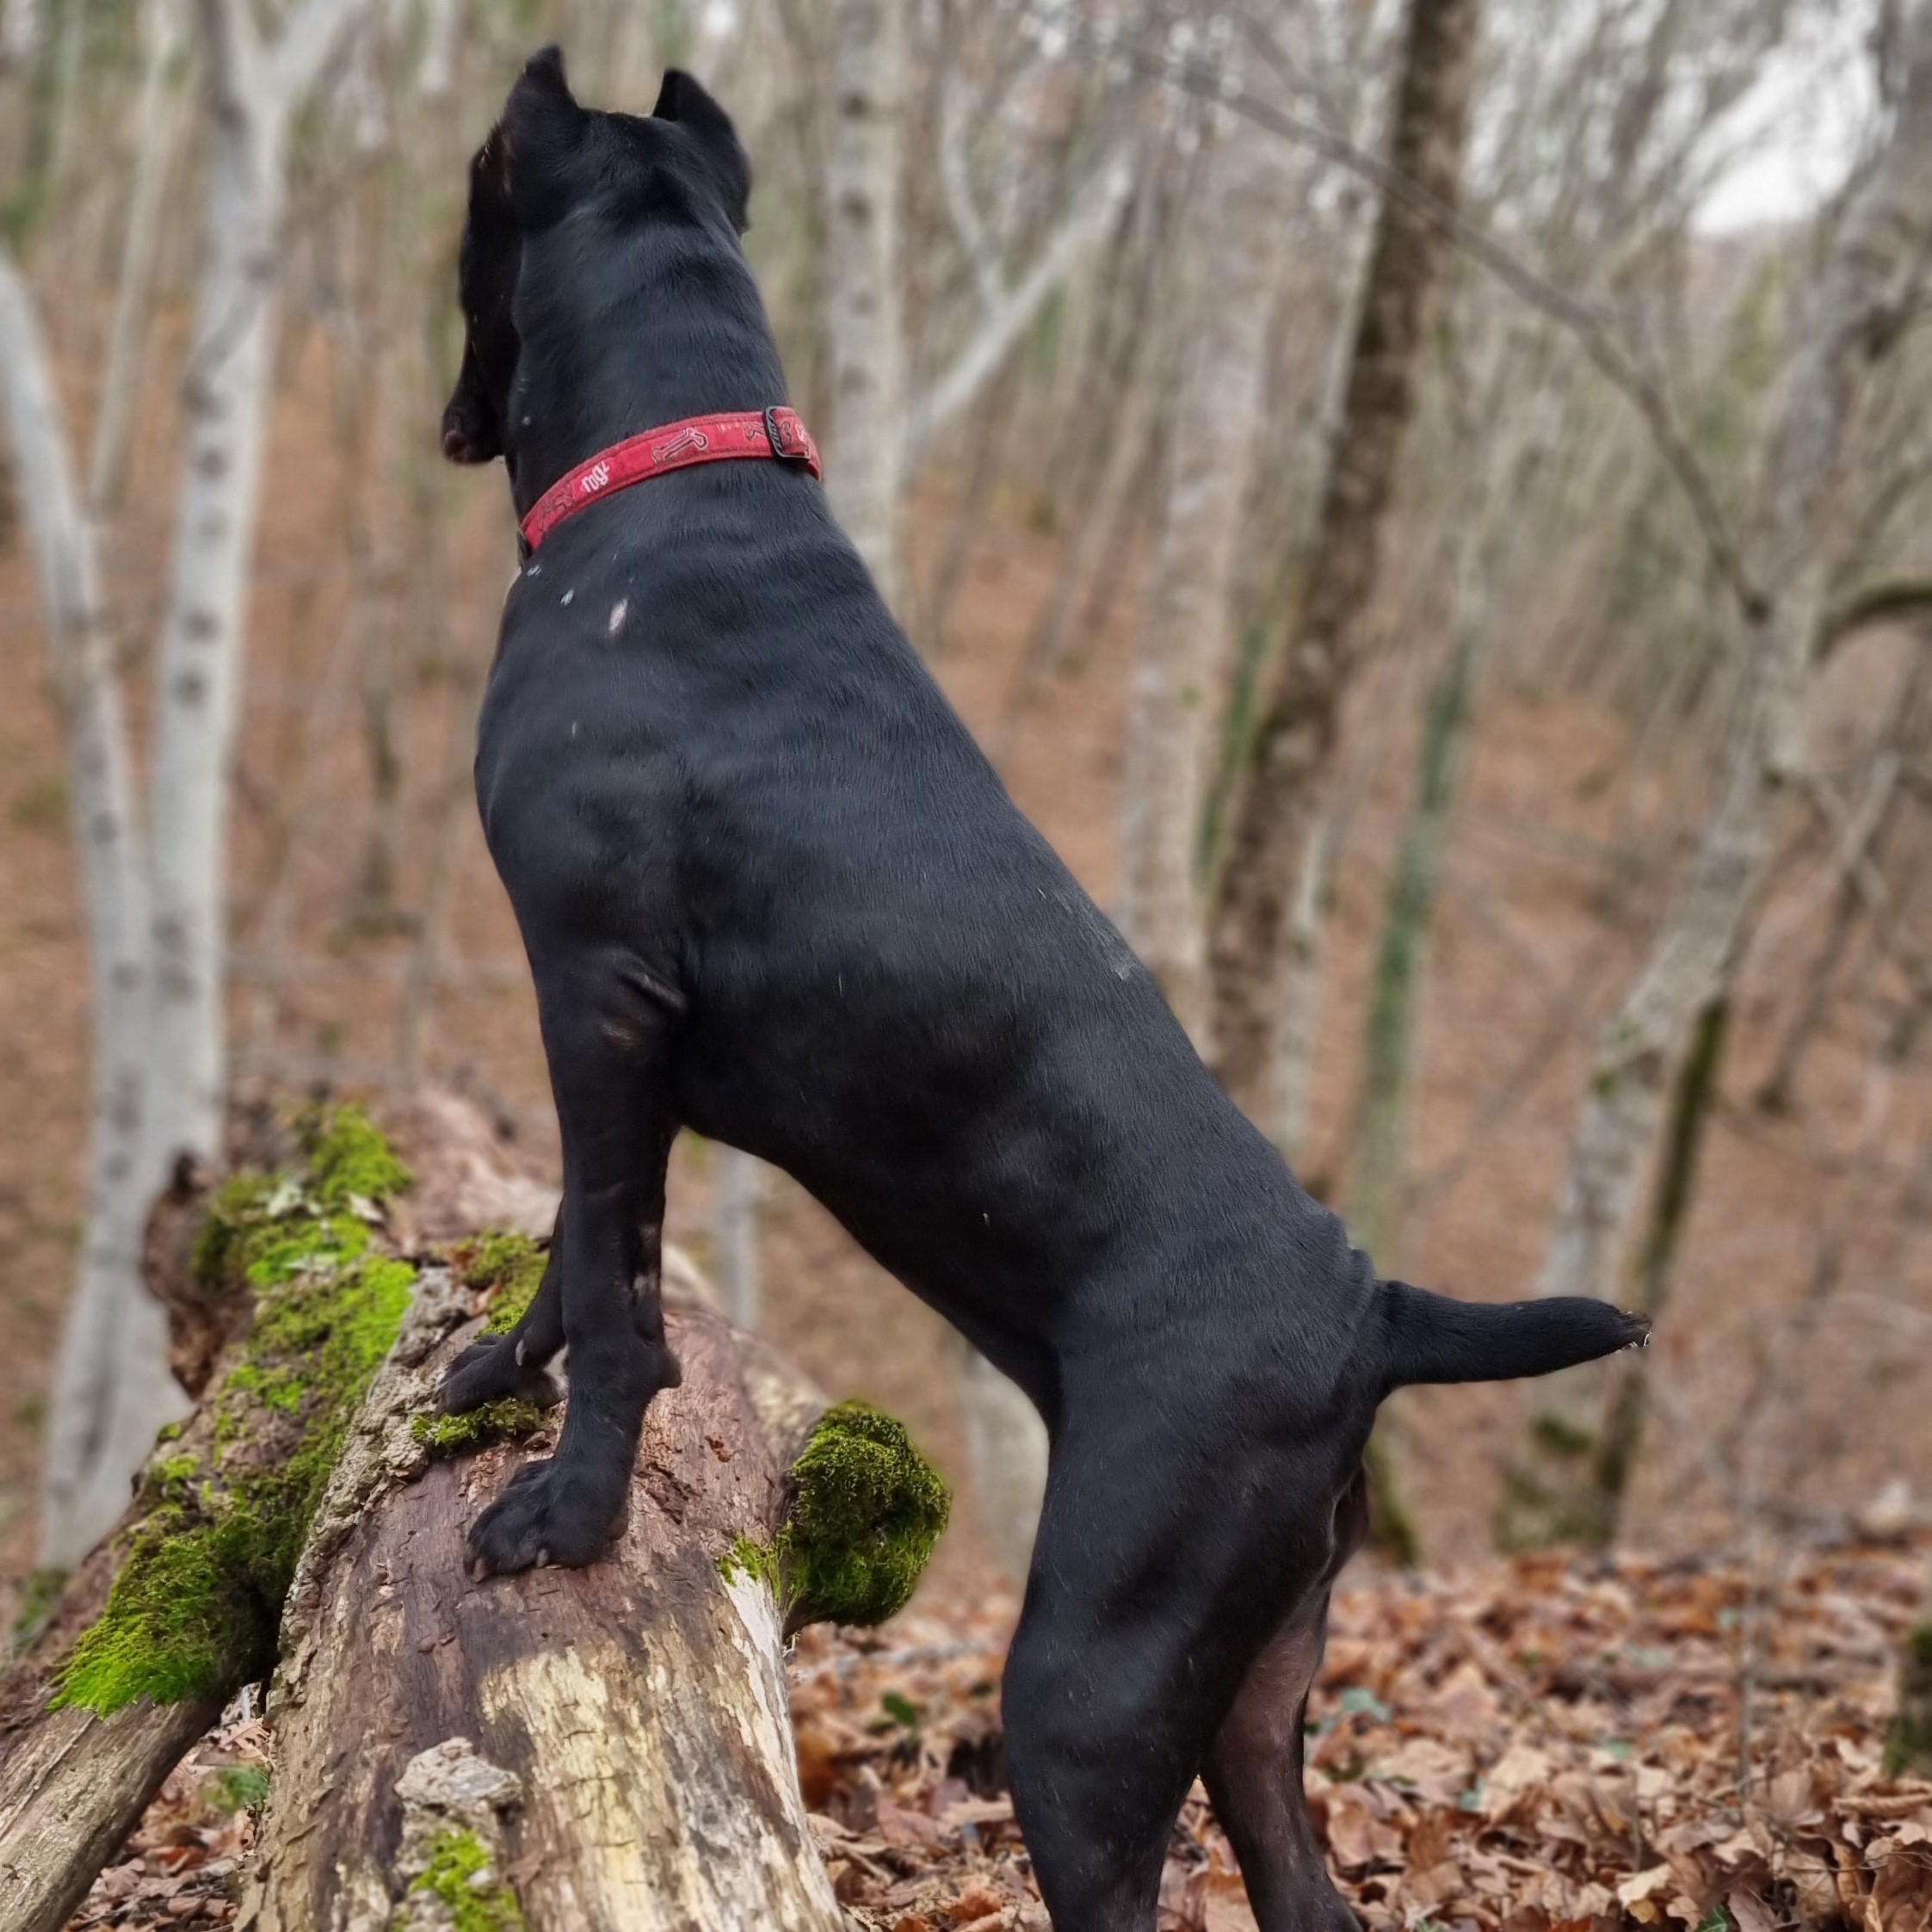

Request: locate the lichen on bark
(51, 1108), (415, 1717)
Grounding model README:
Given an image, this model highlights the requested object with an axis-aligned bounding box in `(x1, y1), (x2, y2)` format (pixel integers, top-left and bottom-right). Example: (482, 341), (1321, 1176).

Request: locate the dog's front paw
(466, 1457), (626, 1576)
(441, 1335), (561, 1416)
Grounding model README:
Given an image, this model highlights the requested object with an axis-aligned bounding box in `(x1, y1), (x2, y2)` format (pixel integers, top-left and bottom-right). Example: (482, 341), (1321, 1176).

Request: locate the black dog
(439, 50), (1645, 1932)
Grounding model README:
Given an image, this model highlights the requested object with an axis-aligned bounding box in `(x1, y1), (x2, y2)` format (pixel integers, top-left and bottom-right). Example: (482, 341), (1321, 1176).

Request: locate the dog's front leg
(466, 962), (681, 1576)
(440, 1205), (566, 1414)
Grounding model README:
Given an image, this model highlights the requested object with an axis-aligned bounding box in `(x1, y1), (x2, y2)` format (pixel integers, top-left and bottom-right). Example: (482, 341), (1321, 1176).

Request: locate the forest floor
(59, 1539), (1932, 1931)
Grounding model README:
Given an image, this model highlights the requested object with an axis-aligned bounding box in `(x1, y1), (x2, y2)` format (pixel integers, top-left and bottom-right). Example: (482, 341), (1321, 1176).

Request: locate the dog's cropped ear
(500, 46), (588, 225)
(652, 68), (752, 232)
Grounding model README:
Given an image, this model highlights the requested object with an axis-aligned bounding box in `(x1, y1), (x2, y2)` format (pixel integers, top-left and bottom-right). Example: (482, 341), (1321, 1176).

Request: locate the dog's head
(440, 47), (752, 467)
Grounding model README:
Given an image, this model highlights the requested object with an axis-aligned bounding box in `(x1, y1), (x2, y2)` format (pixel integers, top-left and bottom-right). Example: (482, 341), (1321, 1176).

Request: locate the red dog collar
(519, 405), (820, 553)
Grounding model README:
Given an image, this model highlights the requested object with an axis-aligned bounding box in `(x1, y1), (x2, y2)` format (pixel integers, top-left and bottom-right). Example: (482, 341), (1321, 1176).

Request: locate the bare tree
(1205, 0), (1484, 1126)
(1500, 0), (1932, 1549)
(821, 0), (910, 606)
(0, 252), (179, 1581)
(1118, 109), (1295, 1046)
(12, 0), (382, 1569)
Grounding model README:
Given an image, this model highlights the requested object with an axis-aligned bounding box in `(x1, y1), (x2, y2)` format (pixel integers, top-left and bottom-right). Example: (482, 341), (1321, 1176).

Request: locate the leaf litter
(64, 1542), (1931, 1932)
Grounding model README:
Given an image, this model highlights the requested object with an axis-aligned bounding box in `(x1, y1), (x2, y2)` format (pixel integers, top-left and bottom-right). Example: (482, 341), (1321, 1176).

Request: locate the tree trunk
(142, 15), (293, 1222)
(0, 249), (183, 1573)
(1118, 114), (1292, 1047)
(0, 1104), (947, 1929)
(86, 0), (188, 515)
(25, 0), (380, 1564)
(1205, 0), (1484, 1123)
(820, 0), (907, 608)
(711, 1140), (766, 1328)
(1498, 0), (1932, 1550)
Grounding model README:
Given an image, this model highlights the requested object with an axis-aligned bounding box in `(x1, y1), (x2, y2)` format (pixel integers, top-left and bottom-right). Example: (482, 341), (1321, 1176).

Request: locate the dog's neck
(501, 218), (789, 517)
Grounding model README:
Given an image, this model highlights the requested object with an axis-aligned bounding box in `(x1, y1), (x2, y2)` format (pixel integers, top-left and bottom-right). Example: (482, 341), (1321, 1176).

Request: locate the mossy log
(0, 1101), (950, 1932)
(244, 1266), (946, 1932)
(0, 1109), (416, 1932)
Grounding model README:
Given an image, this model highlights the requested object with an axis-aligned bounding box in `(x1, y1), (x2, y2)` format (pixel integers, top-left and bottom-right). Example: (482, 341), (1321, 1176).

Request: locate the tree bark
(1498, 0), (1932, 1549)
(820, 0), (908, 607)
(1205, 0), (1484, 1124)
(1118, 114), (1293, 1047)
(243, 1276), (846, 1930)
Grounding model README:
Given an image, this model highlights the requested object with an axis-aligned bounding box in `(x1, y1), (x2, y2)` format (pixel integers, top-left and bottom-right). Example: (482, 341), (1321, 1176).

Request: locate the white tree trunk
(1273, 814), (1332, 1164)
(0, 0), (40, 68)
(1501, 1), (1932, 1547)
(711, 1144), (764, 1329)
(1118, 114), (1292, 1047)
(820, 0), (907, 607)
(143, 29), (287, 1205)
(88, 0), (188, 513)
(415, 0), (457, 98)
(0, 254), (185, 1572)
(24, 0), (378, 1565)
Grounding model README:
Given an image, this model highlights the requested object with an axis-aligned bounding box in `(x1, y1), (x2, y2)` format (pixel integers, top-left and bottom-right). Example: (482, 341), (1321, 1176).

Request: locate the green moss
(304, 1105), (413, 1208)
(462, 1231), (547, 1336)
(412, 1398), (544, 1460)
(719, 1534), (781, 1594)
(205, 1762), (271, 1816)
(51, 1109), (415, 1718)
(408, 1829), (526, 1932)
(767, 1402), (949, 1630)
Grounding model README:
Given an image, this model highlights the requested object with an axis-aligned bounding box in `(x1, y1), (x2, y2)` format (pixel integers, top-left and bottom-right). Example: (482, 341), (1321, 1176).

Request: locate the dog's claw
(442, 1335), (562, 1417)
(466, 1456), (623, 1577)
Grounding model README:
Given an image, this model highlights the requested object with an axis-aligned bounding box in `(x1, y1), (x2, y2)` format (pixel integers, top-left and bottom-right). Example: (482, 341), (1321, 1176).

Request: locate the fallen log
(0, 1108), (417, 1932)
(0, 1102), (950, 1931)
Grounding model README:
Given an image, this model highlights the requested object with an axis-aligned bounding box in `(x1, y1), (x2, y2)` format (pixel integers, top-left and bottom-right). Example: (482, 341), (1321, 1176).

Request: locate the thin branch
(1816, 575), (1932, 660)
(270, 0), (369, 105)
(1087, 33), (1770, 622)
(937, 67), (1003, 318)
(907, 145), (1136, 465)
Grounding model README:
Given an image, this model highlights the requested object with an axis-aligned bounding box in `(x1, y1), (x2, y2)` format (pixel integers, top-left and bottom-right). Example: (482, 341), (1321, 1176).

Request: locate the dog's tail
(1378, 1279), (1649, 1389)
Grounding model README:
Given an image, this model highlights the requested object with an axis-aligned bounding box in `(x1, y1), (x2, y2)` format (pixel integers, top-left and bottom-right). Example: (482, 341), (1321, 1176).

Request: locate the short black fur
(439, 51), (1646, 1932)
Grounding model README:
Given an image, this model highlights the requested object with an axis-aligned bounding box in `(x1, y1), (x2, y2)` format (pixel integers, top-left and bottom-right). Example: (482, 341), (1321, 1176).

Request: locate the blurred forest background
(3, 0), (1932, 1633)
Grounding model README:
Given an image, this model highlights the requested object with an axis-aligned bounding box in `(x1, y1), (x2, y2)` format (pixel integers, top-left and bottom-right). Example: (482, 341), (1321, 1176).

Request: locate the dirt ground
(2, 315), (1930, 1626)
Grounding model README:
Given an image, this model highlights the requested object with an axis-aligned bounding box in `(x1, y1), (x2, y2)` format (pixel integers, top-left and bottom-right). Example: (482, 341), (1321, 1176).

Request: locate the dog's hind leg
(1003, 1409), (1341, 1932)
(466, 956), (682, 1574)
(1202, 1466), (1369, 1932)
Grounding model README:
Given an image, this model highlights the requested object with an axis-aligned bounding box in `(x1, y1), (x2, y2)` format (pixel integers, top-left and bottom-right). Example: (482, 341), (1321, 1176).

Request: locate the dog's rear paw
(466, 1457), (624, 1576)
(441, 1336), (561, 1416)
